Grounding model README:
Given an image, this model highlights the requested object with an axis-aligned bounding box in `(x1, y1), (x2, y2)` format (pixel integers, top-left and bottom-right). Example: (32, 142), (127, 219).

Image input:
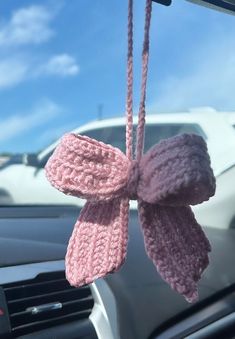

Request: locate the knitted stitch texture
(45, 132), (215, 302)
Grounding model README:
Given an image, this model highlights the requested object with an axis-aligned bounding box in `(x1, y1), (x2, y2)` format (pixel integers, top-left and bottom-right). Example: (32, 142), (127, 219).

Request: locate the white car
(1, 109), (235, 229)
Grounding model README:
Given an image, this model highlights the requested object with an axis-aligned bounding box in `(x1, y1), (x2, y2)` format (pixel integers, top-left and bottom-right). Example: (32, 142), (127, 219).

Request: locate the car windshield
(83, 123), (206, 153)
(2, 2), (235, 337)
(1, 0), (235, 308)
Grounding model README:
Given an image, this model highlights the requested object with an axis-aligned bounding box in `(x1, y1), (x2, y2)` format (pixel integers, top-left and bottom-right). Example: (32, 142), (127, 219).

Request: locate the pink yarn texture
(45, 0), (216, 303)
(45, 132), (215, 303)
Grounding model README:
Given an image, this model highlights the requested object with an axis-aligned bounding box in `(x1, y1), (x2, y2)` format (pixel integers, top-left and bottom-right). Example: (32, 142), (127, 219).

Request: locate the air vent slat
(10, 297), (94, 327)
(12, 310), (91, 337)
(3, 271), (94, 337)
(4, 278), (72, 300)
(8, 287), (91, 314)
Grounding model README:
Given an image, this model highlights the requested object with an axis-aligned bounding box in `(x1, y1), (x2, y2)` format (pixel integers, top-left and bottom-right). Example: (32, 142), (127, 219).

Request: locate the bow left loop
(45, 133), (131, 201)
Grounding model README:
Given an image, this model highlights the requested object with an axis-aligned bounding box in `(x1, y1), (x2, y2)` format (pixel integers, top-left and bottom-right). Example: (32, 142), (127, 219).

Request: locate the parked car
(1, 110), (235, 229)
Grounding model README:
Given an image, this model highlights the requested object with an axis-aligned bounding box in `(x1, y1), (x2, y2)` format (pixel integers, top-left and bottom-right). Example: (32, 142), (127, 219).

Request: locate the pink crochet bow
(45, 132), (215, 303)
(45, 0), (216, 303)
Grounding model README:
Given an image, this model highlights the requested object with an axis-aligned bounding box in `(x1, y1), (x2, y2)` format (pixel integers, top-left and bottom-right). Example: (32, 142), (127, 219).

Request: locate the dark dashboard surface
(0, 205), (235, 339)
(0, 205), (76, 266)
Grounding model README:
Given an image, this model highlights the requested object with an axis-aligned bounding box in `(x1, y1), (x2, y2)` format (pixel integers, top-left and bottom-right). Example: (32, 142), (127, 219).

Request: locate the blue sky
(0, 0), (235, 153)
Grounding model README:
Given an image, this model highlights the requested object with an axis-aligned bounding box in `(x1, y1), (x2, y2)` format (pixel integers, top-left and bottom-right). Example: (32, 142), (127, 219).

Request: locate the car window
(83, 123), (206, 153)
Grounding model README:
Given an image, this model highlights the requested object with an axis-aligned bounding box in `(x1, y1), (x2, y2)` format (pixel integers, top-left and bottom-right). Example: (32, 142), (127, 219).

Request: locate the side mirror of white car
(23, 153), (40, 168)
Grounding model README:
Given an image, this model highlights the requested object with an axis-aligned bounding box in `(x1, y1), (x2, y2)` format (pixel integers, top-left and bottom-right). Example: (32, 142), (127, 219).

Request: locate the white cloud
(0, 59), (29, 88)
(38, 54), (80, 76)
(149, 33), (235, 112)
(0, 100), (61, 142)
(0, 6), (79, 89)
(0, 53), (80, 89)
(0, 5), (54, 46)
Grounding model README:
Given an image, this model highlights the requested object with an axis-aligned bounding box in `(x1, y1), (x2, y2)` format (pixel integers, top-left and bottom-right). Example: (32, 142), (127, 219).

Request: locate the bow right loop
(137, 134), (216, 206)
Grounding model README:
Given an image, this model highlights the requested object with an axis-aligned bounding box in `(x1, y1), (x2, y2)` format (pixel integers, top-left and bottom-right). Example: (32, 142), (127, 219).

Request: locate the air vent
(3, 271), (94, 337)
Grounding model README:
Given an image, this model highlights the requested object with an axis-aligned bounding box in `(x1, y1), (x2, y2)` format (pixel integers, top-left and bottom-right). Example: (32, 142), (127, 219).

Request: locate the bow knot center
(126, 160), (139, 200)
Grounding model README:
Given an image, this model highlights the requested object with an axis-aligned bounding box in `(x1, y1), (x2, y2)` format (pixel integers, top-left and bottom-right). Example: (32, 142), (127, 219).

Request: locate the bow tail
(138, 201), (211, 303)
(65, 197), (129, 287)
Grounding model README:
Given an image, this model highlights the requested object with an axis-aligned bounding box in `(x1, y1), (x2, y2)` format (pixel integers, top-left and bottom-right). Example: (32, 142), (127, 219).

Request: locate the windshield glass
(84, 123), (206, 153)
(0, 0), (235, 229)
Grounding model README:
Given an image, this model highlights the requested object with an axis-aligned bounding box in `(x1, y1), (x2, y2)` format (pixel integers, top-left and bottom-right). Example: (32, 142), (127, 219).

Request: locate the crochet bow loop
(45, 133), (131, 202)
(137, 134), (216, 206)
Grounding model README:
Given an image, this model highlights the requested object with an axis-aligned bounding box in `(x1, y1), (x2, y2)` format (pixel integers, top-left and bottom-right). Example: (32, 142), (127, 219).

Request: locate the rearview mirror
(152, 0), (172, 5)
(23, 153), (39, 167)
(186, 0), (235, 14)
(153, 0), (235, 14)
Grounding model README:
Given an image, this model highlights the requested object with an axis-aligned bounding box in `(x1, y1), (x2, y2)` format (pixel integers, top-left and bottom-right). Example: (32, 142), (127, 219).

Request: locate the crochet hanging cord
(45, 0), (216, 303)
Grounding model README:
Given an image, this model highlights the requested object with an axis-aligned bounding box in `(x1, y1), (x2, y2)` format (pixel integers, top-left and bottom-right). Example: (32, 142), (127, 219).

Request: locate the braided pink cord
(136, 0), (152, 162)
(126, 0), (134, 160)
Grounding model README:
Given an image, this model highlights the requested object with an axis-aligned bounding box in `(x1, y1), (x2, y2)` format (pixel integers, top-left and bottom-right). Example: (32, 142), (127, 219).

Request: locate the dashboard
(0, 205), (235, 339)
